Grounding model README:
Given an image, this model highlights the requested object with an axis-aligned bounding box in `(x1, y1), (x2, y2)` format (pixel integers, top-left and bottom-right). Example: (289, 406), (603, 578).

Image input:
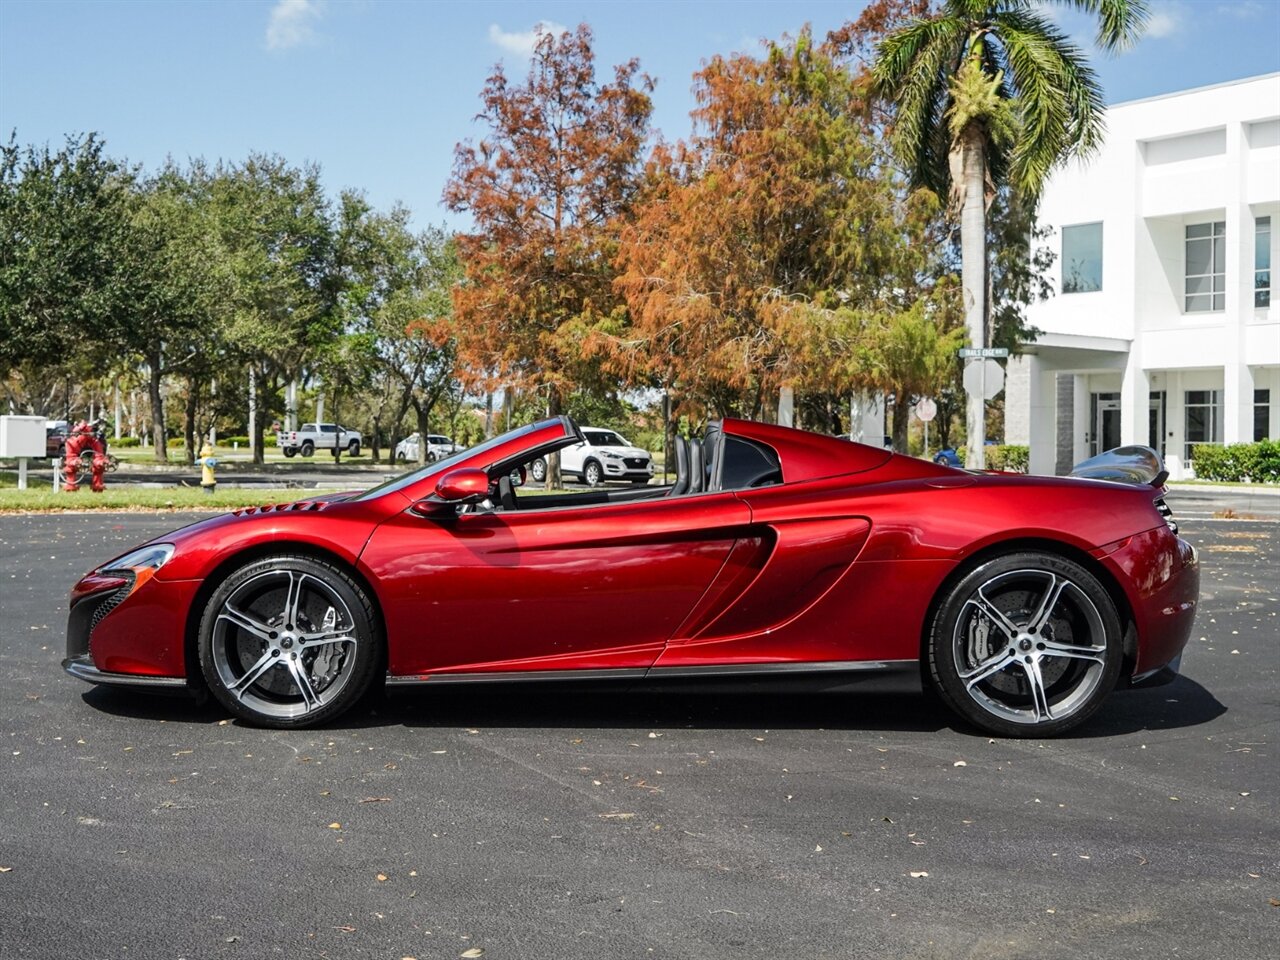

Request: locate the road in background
(0, 501), (1276, 960)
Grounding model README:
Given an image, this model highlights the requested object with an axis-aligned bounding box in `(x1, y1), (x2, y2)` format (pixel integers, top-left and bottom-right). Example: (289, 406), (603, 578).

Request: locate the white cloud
(487, 20), (569, 59)
(266, 0), (324, 51)
(1145, 6), (1184, 39)
(1215, 1), (1269, 19)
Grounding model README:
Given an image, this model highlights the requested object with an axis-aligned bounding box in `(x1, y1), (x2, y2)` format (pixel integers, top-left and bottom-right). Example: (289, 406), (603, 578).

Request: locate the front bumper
(601, 459), (655, 480)
(65, 573), (197, 682)
(62, 654), (187, 689)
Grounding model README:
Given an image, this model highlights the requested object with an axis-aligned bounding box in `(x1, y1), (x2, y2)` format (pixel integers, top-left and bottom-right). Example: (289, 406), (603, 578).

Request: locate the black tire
(197, 554), (381, 729)
(583, 459), (603, 486)
(395, 451), (406, 463)
(300, 440), (315, 457)
(347, 440), (360, 456)
(529, 457), (547, 483)
(283, 448), (297, 458)
(926, 552), (1122, 738)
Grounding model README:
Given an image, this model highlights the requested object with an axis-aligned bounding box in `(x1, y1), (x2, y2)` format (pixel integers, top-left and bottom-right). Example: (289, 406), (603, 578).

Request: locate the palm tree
(872, 0), (1147, 468)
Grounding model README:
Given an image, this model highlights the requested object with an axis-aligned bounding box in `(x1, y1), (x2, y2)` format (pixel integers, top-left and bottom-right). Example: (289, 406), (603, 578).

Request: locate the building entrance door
(1091, 393), (1120, 456)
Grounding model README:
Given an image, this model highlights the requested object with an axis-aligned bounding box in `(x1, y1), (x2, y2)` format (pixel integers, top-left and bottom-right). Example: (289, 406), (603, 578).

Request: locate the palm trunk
(960, 126), (987, 469)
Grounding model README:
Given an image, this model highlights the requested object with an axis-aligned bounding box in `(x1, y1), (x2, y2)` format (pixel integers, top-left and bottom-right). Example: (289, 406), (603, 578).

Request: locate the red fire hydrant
(63, 420), (109, 493)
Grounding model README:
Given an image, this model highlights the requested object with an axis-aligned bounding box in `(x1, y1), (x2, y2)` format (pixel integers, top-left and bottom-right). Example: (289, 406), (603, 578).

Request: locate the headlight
(100, 543), (175, 574)
(600, 451), (623, 460)
(98, 543), (175, 596)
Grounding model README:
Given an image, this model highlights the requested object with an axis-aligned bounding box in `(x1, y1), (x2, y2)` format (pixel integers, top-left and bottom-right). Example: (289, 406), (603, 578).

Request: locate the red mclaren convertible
(64, 417), (1198, 736)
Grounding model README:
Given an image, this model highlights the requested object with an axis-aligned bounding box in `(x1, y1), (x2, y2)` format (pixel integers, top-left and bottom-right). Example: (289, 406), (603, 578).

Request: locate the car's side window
(713, 436), (782, 491)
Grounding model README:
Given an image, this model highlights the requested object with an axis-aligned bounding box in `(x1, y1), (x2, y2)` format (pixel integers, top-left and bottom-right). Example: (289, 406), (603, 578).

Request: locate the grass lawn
(0, 485), (313, 513)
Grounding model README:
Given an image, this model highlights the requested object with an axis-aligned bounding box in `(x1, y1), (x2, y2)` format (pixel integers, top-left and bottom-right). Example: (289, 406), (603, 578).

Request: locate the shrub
(1192, 441), (1280, 483)
(111, 436), (140, 448)
(213, 435), (276, 447)
(987, 445), (1029, 473)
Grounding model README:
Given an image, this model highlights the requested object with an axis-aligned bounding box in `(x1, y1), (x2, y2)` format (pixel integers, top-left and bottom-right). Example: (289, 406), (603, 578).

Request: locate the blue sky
(2, 0), (1278, 230)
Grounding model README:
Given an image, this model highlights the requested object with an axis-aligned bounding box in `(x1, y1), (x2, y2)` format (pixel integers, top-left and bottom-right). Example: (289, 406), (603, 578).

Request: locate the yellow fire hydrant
(199, 441), (218, 495)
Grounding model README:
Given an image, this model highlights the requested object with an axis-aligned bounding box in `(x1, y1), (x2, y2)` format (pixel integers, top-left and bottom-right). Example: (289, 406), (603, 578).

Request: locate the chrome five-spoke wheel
(198, 555), (379, 728)
(928, 553), (1122, 737)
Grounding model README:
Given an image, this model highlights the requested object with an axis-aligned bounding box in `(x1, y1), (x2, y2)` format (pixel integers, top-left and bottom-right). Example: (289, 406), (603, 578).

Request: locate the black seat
(496, 474), (518, 511)
(687, 439), (705, 494)
(668, 437), (690, 496)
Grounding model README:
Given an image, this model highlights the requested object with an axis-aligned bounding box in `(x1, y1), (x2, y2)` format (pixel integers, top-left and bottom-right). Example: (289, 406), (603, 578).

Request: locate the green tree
(207, 155), (336, 463)
(0, 133), (132, 372)
(118, 164), (233, 461)
(871, 0), (1147, 466)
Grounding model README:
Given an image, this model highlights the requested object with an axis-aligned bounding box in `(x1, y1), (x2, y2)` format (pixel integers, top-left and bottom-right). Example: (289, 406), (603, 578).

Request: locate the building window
(1185, 221), (1225, 312)
(1062, 223), (1103, 293)
(1257, 216), (1272, 308)
(1185, 389), (1222, 462)
(1257, 388), (1272, 442)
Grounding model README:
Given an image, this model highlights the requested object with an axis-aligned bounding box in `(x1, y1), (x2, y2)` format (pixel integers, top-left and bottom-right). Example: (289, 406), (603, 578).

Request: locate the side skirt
(385, 660), (918, 686)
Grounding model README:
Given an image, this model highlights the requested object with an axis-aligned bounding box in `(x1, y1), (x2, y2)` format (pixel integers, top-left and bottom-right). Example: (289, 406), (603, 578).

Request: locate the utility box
(0, 415), (46, 458)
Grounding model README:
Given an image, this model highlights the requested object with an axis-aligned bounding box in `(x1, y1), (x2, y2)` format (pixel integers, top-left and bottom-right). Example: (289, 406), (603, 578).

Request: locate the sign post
(914, 398), (937, 457)
(959, 349), (1009, 466)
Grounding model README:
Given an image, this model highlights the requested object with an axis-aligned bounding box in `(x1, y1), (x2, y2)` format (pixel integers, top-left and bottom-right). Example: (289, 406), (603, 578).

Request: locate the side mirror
(434, 468), (491, 501)
(410, 468), (491, 518)
(412, 471), (491, 522)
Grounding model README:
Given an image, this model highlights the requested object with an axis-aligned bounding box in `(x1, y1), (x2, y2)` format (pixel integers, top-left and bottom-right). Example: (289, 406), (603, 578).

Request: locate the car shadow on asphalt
(81, 673), (1226, 739)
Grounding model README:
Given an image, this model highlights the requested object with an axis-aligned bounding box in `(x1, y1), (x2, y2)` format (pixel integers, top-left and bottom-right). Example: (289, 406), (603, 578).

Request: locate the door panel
(363, 494), (752, 675)
(655, 517), (871, 665)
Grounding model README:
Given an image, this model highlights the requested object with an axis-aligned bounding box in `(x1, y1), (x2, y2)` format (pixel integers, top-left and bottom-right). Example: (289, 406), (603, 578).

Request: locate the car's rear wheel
(300, 440), (315, 457)
(198, 555), (380, 728)
(283, 448), (297, 458)
(583, 459), (602, 486)
(927, 552), (1122, 738)
(529, 458), (547, 483)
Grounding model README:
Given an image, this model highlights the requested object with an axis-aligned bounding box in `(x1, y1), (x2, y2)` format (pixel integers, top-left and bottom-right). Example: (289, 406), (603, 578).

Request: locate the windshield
(585, 430), (627, 447)
(352, 420), (550, 501)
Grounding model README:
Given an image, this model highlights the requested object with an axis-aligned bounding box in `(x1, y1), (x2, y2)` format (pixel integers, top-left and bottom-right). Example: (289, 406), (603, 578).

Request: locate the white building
(1006, 73), (1280, 478)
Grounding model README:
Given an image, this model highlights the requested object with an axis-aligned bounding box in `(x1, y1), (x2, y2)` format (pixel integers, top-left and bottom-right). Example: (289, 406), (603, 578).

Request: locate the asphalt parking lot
(1, 499), (1276, 960)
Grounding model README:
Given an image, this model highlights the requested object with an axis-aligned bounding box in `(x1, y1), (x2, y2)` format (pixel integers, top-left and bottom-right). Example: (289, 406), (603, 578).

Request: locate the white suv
(395, 433), (461, 462)
(530, 427), (655, 486)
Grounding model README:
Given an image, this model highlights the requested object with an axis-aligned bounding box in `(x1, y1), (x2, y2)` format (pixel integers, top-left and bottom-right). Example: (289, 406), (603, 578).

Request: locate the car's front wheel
(927, 552), (1122, 738)
(583, 459), (603, 486)
(347, 440), (360, 456)
(198, 555), (380, 728)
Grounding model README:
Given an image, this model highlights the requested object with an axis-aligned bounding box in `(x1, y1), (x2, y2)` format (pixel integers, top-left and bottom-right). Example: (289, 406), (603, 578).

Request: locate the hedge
(987, 445), (1030, 473)
(111, 436), (141, 448)
(1191, 441), (1280, 483)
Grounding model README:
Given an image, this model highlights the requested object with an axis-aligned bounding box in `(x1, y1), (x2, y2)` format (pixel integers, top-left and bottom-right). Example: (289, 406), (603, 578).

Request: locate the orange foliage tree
(613, 26), (955, 433)
(444, 23), (653, 483)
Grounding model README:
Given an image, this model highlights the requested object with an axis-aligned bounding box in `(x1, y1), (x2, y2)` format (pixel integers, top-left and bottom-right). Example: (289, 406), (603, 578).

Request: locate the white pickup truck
(277, 423), (362, 458)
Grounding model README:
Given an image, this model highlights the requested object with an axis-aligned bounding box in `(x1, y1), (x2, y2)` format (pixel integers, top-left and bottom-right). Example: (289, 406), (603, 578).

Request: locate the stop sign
(962, 359), (1005, 400)
(914, 398), (937, 422)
